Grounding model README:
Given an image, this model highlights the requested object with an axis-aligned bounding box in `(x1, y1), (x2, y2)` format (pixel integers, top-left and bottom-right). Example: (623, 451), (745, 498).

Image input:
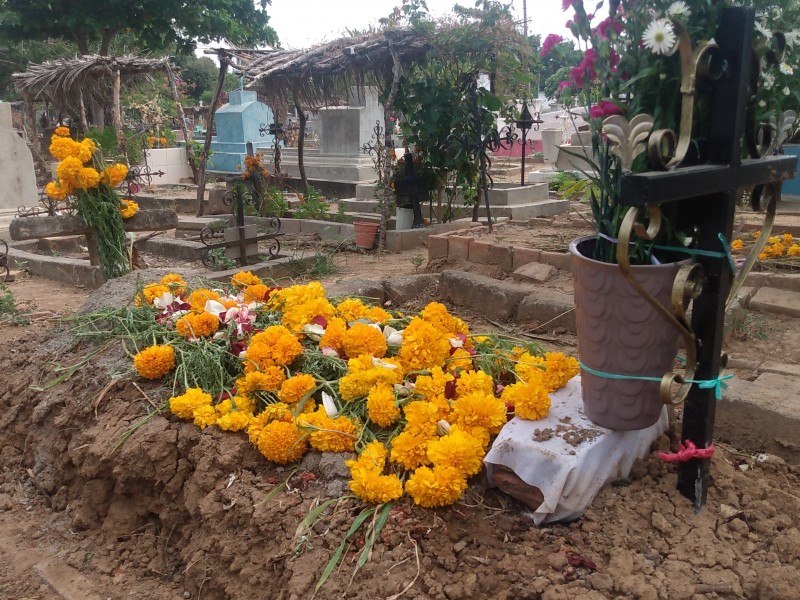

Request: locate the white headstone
(0, 102), (38, 211)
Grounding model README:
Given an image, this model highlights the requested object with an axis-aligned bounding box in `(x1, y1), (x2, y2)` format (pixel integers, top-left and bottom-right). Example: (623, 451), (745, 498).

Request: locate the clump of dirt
(2, 279), (800, 599)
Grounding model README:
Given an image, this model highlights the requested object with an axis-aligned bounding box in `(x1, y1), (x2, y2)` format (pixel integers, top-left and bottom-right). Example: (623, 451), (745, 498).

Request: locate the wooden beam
(112, 67), (126, 159)
(9, 209), (179, 241)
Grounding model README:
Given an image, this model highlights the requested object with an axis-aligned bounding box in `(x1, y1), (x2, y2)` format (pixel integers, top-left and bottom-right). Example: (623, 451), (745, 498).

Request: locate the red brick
(539, 250), (572, 271)
(512, 247), (542, 270)
(427, 234), (449, 260)
(447, 235), (473, 260)
(488, 244), (514, 272)
(468, 240), (492, 264)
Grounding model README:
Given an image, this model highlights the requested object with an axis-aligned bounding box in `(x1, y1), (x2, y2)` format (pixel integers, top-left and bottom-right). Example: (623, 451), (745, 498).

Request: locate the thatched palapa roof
(12, 54), (172, 114)
(209, 28), (430, 106)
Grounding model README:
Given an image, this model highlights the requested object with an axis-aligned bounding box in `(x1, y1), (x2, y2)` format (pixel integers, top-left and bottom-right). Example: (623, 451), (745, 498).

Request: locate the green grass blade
(316, 505), (376, 592)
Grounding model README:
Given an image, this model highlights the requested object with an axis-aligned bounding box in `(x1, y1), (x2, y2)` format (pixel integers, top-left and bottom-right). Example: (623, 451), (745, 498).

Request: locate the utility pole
(523, 0), (528, 38)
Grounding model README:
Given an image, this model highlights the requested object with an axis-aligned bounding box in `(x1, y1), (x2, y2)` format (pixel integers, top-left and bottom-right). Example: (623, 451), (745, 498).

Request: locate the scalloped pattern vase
(570, 236), (683, 430)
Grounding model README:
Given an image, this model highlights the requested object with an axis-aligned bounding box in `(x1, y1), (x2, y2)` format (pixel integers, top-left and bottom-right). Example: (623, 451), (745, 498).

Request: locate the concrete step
(337, 198), (382, 214)
(748, 287), (800, 317)
(472, 198), (569, 220)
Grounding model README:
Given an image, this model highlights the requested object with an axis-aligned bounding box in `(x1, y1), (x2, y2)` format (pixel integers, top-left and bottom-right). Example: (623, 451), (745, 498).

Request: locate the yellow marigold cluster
(101, 163), (129, 187)
(338, 355), (401, 401)
(231, 271), (262, 288)
(75, 167), (101, 190)
(278, 373), (317, 404)
(119, 198), (139, 219)
(243, 284), (274, 304)
(45, 180), (73, 200)
(448, 348), (474, 371)
(257, 420), (308, 464)
(169, 388), (212, 419)
(319, 317), (347, 354)
(730, 239), (744, 250)
(54, 126), (70, 137)
(405, 465), (468, 508)
(403, 401), (440, 437)
(366, 383), (400, 427)
(390, 431), (432, 470)
(452, 391), (507, 435)
(135, 283), (169, 306)
(501, 380), (551, 421)
(269, 282), (336, 331)
(341, 322), (387, 359)
(400, 318), (452, 371)
(426, 429), (485, 477)
(336, 298), (390, 324)
(298, 408), (358, 453)
(516, 352), (546, 385)
(455, 370), (494, 397)
(421, 302), (469, 337)
(188, 289), (221, 313)
(413, 366), (454, 400)
(217, 410), (251, 432)
(192, 404), (218, 429)
(236, 367), (286, 394)
(133, 345), (175, 379)
(176, 312), (220, 338)
(346, 441), (403, 504)
(244, 326), (303, 372)
(160, 273), (186, 295)
(542, 352), (579, 392)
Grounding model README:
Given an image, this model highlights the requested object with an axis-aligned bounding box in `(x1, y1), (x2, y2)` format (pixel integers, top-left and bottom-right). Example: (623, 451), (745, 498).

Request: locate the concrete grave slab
(749, 287), (800, 317)
(512, 261), (556, 283)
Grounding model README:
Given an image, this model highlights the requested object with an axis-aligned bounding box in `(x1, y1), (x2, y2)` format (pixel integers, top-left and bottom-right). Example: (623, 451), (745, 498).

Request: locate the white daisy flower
(642, 19), (677, 55)
(755, 21), (771, 40)
(759, 100), (767, 107)
(763, 72), (775, 89)
(780, 62), (794, 75)
(667, 1), (691, 19)
(785, 30), (799, 48)
(784, 86), (791, 96)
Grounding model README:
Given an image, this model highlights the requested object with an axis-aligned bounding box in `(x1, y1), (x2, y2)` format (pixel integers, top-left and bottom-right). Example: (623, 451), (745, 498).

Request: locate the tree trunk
(195, 60), (229, 217)
(99, 29), (117, 56)
(90, 99), (105, 129)
(293, 94), (308, 193)
(165, 62), (199, 182)
(378, 44), (402, 251)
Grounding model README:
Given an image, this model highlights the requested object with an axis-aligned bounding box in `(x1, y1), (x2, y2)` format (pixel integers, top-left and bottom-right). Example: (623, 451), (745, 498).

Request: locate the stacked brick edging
(427, 226), (572, 273)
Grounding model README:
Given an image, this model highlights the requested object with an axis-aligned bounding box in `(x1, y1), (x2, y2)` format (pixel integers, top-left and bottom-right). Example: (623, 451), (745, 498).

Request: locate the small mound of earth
(1, 279), (800, 600)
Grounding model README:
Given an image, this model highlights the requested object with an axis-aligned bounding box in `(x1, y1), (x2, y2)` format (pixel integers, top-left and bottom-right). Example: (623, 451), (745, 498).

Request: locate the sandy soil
(2, 239), (800, 599)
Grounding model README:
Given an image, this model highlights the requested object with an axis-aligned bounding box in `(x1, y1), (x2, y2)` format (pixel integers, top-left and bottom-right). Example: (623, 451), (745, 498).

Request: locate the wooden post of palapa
(378, 43), (401, 251)
(195, 58), (229, 217)
(111, 67), (126, 160)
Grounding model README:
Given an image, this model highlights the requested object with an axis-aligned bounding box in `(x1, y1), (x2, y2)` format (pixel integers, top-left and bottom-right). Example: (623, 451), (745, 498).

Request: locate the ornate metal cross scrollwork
(361, 120), (387, 184)
(513, 99), (544, 186)
(199, 181), (282, 268)
(125, 144), (165, 195)
(260, 121), (284, 176)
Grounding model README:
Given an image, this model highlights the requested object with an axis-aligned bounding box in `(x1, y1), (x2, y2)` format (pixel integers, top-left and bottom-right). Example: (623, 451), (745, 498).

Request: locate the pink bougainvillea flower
(589, 100), (625, 120)
(540, 34), (563, 57)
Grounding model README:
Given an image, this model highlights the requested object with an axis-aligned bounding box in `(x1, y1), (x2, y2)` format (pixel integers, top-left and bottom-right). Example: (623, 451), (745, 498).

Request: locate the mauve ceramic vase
(570, 236), (684, 430)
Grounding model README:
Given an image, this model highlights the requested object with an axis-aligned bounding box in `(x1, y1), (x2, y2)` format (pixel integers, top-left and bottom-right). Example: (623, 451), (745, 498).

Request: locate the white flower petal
(321, 346), (340, 357)
(642, 19), (677, 55)
(205, 299), (227, 316)
(302, 323), (326, 341)
(322, 391), (339, 417)
(449, 337), (464, 348)
(153, 292), (174, 309)
(372, 357), (399, 370)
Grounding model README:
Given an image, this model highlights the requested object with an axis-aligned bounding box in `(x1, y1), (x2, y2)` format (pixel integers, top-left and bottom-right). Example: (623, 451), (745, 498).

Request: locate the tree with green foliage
(0, 0), (278, 56)
(391, 0), (530, 222)
(173, 55), (220, 103)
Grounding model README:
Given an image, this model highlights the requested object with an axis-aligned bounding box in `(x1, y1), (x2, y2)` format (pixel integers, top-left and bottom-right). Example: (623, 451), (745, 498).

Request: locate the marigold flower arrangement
(106, 270), (580, 510)
(44, 128), (131, 279)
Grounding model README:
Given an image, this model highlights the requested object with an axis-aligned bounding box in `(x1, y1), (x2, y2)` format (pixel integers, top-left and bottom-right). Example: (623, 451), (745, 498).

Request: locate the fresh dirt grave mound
(2, 277), (800, 599)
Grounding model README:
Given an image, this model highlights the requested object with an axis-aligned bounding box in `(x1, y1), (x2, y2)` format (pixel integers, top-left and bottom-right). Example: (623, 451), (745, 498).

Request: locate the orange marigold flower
(169, 388), (212, 419)
(298, 408), (358, 453)
(133, 345), (175, 379)
(217, 410), (251, 431)
(243, 326), (303, 372)
(426, 429), (485, 477)
(176, 312), (220, 338)
(366, 383), (400, 427)
(455, 370), (494, 398)
(236, 367), (286, 394)
(319, 317), (347, 354)
(452, 391), (507, 435)
(136, 283), (169, 306)
(403, 401), (440, 437)
(257, 420), (308, 464)
(390, 431), (433, 470)
(413, 366), (454, 400)
(192, 404), (218, 429)
(348, 468), (403, 504)
(501, 380), (551, 421)
(341, 322), (388, 359)
(400, 318), (451, 371)
(187, 288), (221, 313)
(278, 373), (317, 404)
(159, 273), (186, 294)
(231, 270), (262, 287)
(730, 239), (744, 251)
(54, 126), (70, 137)
(405, 465), (468, 507)
(243, 283), (273, 303)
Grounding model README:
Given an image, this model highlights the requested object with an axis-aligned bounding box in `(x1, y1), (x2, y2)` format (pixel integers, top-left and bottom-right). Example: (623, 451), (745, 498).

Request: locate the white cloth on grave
(484, 376), (668, 525)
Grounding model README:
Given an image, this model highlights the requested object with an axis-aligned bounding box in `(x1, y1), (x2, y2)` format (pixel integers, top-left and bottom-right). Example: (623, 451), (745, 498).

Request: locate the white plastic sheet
(484, 377), (668, 525)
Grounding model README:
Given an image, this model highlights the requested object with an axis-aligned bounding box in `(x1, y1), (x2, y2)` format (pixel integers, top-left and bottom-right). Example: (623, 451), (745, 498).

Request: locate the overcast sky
(258, 0), (570, 50)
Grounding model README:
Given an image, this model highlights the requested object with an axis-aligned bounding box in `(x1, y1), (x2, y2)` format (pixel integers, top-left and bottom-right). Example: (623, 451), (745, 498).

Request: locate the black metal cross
(618, 8), (796, 510)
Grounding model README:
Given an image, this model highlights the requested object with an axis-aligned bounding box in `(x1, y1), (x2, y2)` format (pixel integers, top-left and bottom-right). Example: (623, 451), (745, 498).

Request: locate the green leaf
(315, 505), (376, 591)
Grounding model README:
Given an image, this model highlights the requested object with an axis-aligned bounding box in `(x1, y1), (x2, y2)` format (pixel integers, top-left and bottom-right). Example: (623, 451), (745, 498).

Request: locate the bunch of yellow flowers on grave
(114, 272), (580, 509)
(45, 128), (131, 279)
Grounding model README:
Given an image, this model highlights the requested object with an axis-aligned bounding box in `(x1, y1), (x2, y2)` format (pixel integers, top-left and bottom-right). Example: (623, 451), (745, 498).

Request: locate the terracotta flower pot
(353, 221), (380, 250)
(570, 236), (685, 430)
